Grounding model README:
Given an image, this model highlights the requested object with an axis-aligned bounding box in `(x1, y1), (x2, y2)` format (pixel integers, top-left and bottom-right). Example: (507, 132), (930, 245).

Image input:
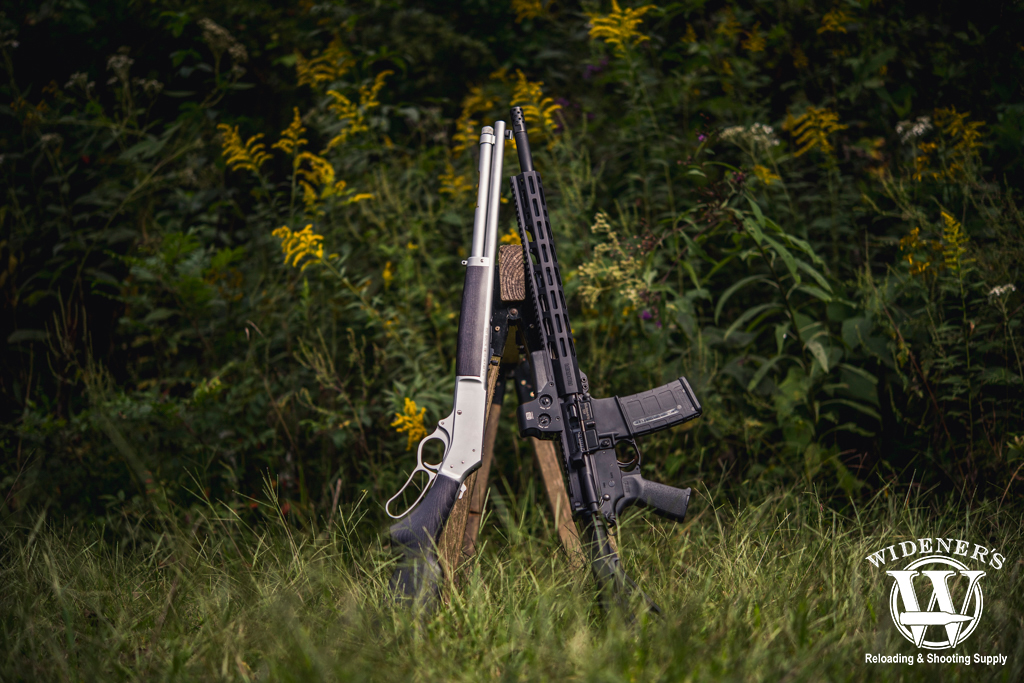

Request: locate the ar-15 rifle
(507, 106), (701, 608)
(386, 120), (507, 601)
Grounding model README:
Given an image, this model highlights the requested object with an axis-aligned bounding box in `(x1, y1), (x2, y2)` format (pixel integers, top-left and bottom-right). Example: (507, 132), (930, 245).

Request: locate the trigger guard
(416, 428), (450, 471)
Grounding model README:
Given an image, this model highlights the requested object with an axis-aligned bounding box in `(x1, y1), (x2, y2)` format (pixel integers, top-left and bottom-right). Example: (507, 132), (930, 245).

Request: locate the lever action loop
(385, 419), (452, 519)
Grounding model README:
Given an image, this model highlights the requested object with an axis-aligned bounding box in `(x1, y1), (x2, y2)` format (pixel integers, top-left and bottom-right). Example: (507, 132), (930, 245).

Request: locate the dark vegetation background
(2, 0), (1023, 534)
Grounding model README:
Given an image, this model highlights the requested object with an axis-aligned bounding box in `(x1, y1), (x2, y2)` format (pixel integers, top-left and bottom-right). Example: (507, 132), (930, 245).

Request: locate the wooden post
(438, 243), (584, 588)
(529, 437), (584, 568)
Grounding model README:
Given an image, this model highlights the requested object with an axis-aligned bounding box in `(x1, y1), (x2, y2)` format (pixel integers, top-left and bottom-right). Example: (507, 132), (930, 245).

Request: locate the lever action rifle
(386, 120), (507, 601)
(507, 106), (702, 610)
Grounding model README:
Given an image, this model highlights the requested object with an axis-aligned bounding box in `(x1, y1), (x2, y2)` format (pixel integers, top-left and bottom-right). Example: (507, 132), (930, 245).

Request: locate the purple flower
(640, 310), (653, 320)
(698, 134), (706, 142)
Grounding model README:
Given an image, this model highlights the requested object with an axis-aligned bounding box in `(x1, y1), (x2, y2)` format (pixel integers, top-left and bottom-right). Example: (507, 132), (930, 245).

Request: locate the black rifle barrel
(510, 106), (534, 173)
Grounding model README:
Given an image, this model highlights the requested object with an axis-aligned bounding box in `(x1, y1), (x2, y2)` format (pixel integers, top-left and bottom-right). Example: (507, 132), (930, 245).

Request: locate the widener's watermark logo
(886, 554), (983, 649)
(863, 537), (1009, 667)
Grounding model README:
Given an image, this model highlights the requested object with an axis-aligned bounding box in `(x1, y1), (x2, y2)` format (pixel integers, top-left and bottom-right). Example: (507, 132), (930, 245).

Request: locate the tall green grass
(3, 483), (1021, 682)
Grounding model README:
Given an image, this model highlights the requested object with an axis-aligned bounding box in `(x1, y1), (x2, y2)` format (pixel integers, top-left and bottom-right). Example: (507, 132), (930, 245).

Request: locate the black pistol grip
(617, 377), (702, 439)
(616, 474), (691, 523)
(388, 475), (461, 600)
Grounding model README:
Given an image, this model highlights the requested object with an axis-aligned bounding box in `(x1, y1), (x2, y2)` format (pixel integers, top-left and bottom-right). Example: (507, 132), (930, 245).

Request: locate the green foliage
(0, 0), (1022, 529)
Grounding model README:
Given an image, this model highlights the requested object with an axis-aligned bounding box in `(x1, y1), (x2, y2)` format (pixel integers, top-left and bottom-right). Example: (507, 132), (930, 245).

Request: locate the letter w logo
(886, 568), (985, 648)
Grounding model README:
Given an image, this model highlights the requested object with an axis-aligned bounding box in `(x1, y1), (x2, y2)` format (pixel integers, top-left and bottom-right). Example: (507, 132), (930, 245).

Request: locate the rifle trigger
(458, 483), (468, 500)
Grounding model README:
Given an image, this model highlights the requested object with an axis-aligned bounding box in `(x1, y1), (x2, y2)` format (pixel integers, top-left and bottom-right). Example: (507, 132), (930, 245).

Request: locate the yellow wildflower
(792, 46), (809, 69)
(359, 70), (393, 110)
(512, 0), (549, 22)
(912, 141), (937, 181)
(818, 8), (851, 34)
(272, 108), (308, 155)
(682, 24), (697, 44)
(217, 124), (270, 174)
(715, 9), (741, 39)
(452, 85), (500, 157)
(391, 398), (428, 450)
(904, 253), (930, 276)
(383, 261), (394, 288)
(324, 92), (364, 149)
(272, 224), (330, 271)
(511, 69), (562, 142)
(294, 152), (337, 206)
(500, 227), (522, 245)
(324, 71), (392, 150)
(439, 160), (475, 200)
(783, 106), (849, 157)
(741, 23), (766, 53)
(752, 164), (780, 185)
(406, 242), (419, 251)
(295, 37), (353, 89)
(899, 227), (922, 253)
(586, 0), (655, 55)
(934, 106), (985, 181)
(940, 210), (969, 272)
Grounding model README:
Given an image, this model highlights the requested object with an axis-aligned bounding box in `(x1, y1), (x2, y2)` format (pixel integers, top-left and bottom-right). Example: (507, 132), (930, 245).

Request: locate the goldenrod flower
(899, 227), (922, 253)
(586, 1), (655, 55)
(324, 71), (392, 150)
(912, 141), (937, 181)
(500, 227), (522, 245)
(792, 46), (809, 69)
(512, 0), (549, 22)
(439, 160), (475, 200)
(752, 164), (780, 185)
(273, 108), (308, 155)
(681, 24), (697, 44)
(383, 261), (394, 288)
(452, 85), (500, 157)
(741, 23), (766, 53)
(818, 8), (851, 35)
(934, 106), (985, 181)
(935, 108), (984, 153)
(391, 398), (428, 450)
(217, 124), (270, 174)
(783, 106), (849, 157)
(293, 157), (374, 208)
(272, 224), (331, 271)
(295, 37), (353, 89)
(940, 210), (969, 272)
(511, 69), (562, 142)
(359, 70), (393, 110)
(715, 9), (741, 39)
(295, 152), (335, 186)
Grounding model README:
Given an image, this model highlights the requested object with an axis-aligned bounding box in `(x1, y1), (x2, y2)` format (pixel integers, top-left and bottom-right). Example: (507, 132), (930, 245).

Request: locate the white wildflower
(106, 52), (134, 85)
(896, 116), (933, 143)
(989, 284), (1017, 298)
(720, 123), (780, 149)
(39, 133), (63, 148)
